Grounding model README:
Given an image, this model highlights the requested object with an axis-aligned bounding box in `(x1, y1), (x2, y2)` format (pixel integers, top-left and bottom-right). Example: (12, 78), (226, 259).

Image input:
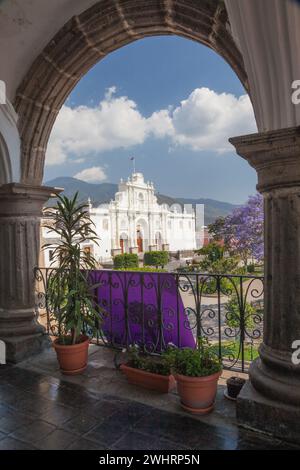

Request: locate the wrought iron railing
(35, 268), (264, 372)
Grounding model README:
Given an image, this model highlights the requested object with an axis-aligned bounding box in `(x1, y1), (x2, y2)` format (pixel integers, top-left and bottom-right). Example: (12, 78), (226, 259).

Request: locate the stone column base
(237, 381), (300, 445)
(0, 308), (51, 363)
(1, 332), (51, 364)
(162, 244), (169, 251)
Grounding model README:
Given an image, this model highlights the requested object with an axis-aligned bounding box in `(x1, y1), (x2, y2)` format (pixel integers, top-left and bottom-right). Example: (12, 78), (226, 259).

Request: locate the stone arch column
(0, 97), (59, 362)
(226, 0), (300, 444)
(230, 127), (300, 443)
(0, 183), (60, 362)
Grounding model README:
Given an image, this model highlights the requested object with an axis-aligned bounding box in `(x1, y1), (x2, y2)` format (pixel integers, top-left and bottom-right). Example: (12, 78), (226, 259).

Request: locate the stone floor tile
(0, 437), (37, 450)
(62, 412), (99, 435)
(38, 429), (78, 450)
(11, 419), (56, 445)
(67, 437), (107, 450)
(112, 431), (191, 451)
(0, 410), (35, 434)
(40, 403), (79, 426)
(85, 417), (128, 447)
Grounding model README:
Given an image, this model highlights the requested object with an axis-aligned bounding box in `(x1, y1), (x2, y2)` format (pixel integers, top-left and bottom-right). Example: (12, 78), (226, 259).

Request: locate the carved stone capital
(0, 183), (62, 216)
(229, 126), (300, 192)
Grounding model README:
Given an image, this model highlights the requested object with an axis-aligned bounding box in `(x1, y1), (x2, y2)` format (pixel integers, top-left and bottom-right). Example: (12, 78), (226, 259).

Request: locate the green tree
(144, 251), (169, 268)
(224, 294), (255, 330)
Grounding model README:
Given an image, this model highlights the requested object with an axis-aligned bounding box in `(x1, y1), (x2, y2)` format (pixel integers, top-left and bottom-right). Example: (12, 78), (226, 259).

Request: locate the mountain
(45, 177), (238, 225)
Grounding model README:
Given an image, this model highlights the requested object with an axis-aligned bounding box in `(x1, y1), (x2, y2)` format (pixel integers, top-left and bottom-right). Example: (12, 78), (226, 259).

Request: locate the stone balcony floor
(0, 344), (298, 450)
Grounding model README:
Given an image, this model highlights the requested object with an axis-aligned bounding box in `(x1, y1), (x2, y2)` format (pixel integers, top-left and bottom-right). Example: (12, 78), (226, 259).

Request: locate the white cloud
(170, 88), (256, 152)
(74, 166), (107, 183)
(147, 109), (174, 138)
(46, 87), (148, 166)
(46, 86), (256, 166)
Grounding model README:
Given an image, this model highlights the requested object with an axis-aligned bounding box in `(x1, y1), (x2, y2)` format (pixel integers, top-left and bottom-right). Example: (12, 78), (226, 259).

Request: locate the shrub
(113, 253), (139, 269)
(127, 345), (171, 376)
(164, 338), (221, 377)
(224, 294), (255, 330)
(247, 263), (255, 273)
(144, 251), (169, 268)
(197, 242), (224, 262)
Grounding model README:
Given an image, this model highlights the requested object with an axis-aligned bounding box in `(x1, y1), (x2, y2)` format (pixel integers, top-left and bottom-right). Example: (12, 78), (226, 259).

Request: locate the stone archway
(14, 0), (248, 186)
(120, 232), (129, 254)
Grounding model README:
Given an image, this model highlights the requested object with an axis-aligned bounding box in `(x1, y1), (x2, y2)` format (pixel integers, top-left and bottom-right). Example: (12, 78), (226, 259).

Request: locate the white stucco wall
(0, 101), (20, 183)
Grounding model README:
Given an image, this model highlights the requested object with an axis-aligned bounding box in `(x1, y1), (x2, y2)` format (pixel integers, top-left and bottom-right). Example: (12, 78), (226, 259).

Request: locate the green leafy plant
(43, 192), (100, 345)
(113, 253), (139, 269)
(164, 338), (222, 377)
(224, 294), (255, 330)
(144, 251), (169, 268)
(127, 345), (171, 376)
(247, 263), (255, 273)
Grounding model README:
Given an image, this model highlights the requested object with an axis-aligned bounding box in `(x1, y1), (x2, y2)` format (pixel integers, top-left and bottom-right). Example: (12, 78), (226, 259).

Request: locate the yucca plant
(43, 192), (100, 345)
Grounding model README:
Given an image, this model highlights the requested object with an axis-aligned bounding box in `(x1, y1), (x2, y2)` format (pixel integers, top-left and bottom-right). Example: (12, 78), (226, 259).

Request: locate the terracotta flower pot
(120, 364), (176, 393)
(175, 370), (222, 414)
(53, 335), (90, 375)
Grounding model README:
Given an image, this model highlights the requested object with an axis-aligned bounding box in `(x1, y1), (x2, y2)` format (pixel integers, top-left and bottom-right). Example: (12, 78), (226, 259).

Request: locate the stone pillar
(0, 183), (59, 363)
(230, 127), (300, 444)
(129, 213), (138, 253)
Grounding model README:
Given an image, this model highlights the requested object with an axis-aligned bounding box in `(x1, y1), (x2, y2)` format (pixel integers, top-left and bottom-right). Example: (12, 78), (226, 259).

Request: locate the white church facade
(42, 172), (197, 266)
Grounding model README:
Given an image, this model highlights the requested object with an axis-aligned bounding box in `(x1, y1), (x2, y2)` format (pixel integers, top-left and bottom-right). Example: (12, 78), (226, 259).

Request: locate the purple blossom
(222, 193), (264, 261)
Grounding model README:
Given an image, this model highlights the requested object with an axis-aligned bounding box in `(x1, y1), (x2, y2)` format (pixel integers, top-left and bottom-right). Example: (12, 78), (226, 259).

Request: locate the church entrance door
(137, 230), (143, 253)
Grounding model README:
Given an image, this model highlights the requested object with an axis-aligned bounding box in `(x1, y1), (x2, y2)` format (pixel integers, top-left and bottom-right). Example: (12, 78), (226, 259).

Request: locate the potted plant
(166, 338), (222, 414)
(225, 376), (246, 400)
(43, 192), (100, 375)
(120, 345), (176, 393)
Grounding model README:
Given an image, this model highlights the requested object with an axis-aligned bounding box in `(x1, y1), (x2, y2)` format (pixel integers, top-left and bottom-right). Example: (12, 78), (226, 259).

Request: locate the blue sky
(44, 36), (257, 204)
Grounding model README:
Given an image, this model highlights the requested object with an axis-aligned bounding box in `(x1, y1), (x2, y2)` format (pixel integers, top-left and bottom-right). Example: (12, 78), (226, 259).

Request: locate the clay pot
(120, 364), (176, 393)
(53, 335), (89, 375)
(226, 376), (246, 399)
(175, 370), (222, 414)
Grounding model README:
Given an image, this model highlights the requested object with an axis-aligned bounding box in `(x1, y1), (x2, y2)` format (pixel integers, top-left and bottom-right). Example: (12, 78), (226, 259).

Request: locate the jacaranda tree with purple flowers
(227, 193), (263, 263)
(209, 193), (264, 267)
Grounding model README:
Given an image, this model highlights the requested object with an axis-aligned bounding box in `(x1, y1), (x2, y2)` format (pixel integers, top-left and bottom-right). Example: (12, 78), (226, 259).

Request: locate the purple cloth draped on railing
(89, 270), (195, 352)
